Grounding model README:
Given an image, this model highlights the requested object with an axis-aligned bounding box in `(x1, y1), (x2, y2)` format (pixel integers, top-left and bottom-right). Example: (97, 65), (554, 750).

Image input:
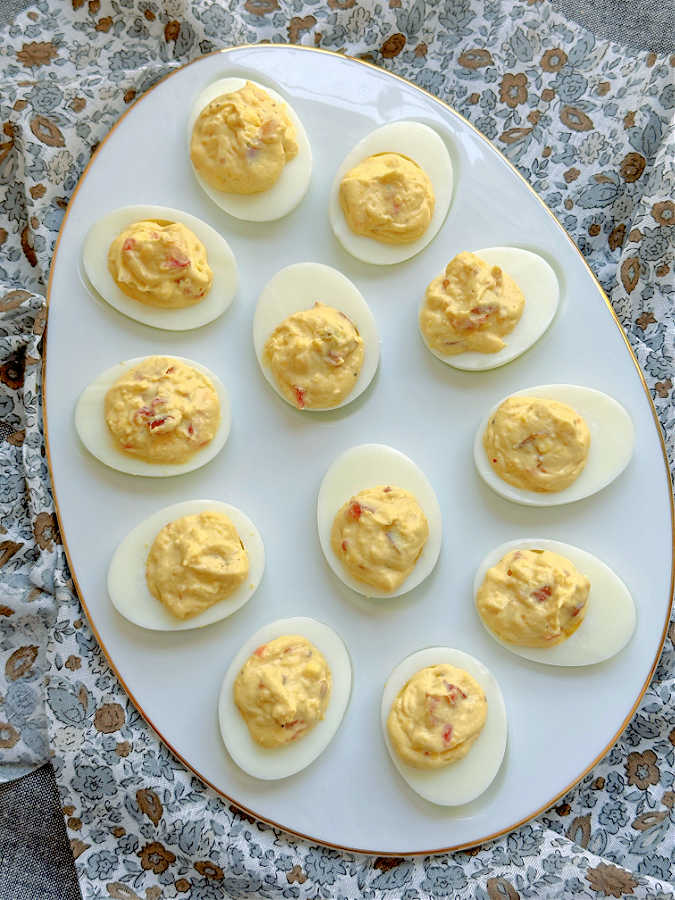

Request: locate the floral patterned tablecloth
(1, 1), (674, 898)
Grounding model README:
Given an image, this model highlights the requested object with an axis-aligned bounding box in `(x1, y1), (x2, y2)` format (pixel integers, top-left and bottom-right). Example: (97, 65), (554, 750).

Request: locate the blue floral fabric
(1, 1), (674, 898)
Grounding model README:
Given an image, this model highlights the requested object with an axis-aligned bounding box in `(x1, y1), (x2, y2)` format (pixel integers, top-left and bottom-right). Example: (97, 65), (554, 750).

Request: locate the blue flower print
(26, 81), (63, 113)
(303, 848), (346, 885)
(636, 855), (672, 880)
(84, 849), (119, 880)
(5, 681), (38, 725)
(598, 800), (629, 834)
(71, 763), (118, 801)
(421, 864), (468, 895)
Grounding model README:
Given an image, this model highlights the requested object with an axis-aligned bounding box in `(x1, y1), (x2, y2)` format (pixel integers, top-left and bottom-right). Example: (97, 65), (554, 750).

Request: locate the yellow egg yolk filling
(339, 152), (434, 245)
(331, 486), (429, 592)
(476, 548), (590, 647)
(483, 396), (591, 492)
(107, 220), (213, 309)
(388, 664), (487, 770)
(190, 81), (298, 195)
(104, 357), (220, 464)
(263, 302), (365, 409)
(146, 511), (249, 619)
(234, 635), (331, 748)
(420, 251), (525, 355)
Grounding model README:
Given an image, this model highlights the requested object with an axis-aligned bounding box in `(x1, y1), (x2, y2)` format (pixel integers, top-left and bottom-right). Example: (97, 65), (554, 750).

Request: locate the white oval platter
(45, 45), (673, 855)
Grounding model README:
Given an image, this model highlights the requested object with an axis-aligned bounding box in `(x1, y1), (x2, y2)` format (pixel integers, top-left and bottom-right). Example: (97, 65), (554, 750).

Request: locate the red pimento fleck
(341, 540), (348, 552)
(349, 501), (362, 519)
(571, 603), (585, 617)
(442, 724), (453, 744)
(293, 386), (306, 408)
(254, 644), (266, 657)
(165, 366), (175, 374)
(188, 424), (194, 435)
(444, 681), (467, 702)
(531, 585), (553, 602)
(383, 486), (392, 493)
(122, 238), (136, 252)
(507, 569), (513, 577)
(492, 458), (497, 463)
(149, 417), (168, 430)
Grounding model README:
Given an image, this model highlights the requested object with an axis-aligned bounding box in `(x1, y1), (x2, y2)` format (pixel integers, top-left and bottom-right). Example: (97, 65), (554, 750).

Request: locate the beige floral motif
(95, 17), (113, 32)
(620, 152), (646, 182)
(458, 48), (493, 68)
(608, 224), (626, 250)
(164, 20), (180, 41)
(16, 41), (58, 67)
(373, 857), (404, 871)
(636, 311), (656, 330)
(175, 880), (191, 894)
(541, 87), (555, 101)
(651, 200), (674, 225)
(623, 111), (636, 129)
(663, 790), (675, 807)
(21, 226), (38, 267)
(620, 257), (640, 293)
(244, 0), (280, 14)
(0, 606), (14, 617)
(69, 838), (91, 859)
(0, 540), (23, 567)
(194, 861), (224, 880)
(656, 263), (670, 277)
(327, 0), (356, 8)
(597, 81), (610, 96)
(555, 801), (571, 815)
(381, 33), (406, 58)
(559, 106), (593, 131)
(88, 0), (100, 14)
(631, 810), (667, 830)
(112, 826), (126, 838)
(138, 841), (176, 874)
(486, 876), (520, 899)
(70, 97), (86, 112)
(414, 42), (427, 57)
(67, 817), (82, 830)
(500, 126), (532, 144)
(34, 511), (59, 551)
(115, 740), (131, 757)
(287, 15), (316, 43)
(585, 863), (638, 898)
(5, 644), (38, 681)
(137, 788), (163, 826)
(567, 813), (591, 847)
(64, 655), (81, 670)
(286, 865), (307, 884)
(0, 357), (24, 390)
(106, 884), (141, 900)
(0, 229), (7, 246)
(94, 702), (125, 733)
(0, 722), (20, 749)
(625, 749), (660, 789)
(500, 72), (528, 107)
(655, 380), (672, 398)
(540, 48), (567, 71)
(592, 776), (605, 789)
(30, 115), (65, 148)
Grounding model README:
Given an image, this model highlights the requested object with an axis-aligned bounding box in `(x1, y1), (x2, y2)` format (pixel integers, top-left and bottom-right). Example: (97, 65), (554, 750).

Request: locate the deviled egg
(252, 262), (379, 410)
(188, 76), (312, 221)
(474, 384), (634, 506)
(218, 617), (352, 779)
(75, 355), (231, 477)
(381, 647), (507, 805)
(329, 121), (453, 265)
(317, 443), (442, 598)
(474, 539), (636, 666)
(82, 205), (238, 330)
(420, 247), (559, 370)
(107, 499), (264, 631)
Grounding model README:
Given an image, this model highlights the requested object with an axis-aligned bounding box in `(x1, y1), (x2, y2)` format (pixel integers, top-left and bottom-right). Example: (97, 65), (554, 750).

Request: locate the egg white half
(329, 120), (453, 265)
(317, 443), (443, 598)
(187, 77), (312, 222)
(81, 204), (238, 331)
(74, 355), (231, 477)
(381, 647), (507, 806)
(420, 247), (559, 371)
(474, 384), (635, 506)
(252, 262), (380, 410)
(108, 499), (265, 631)
(473, 538), (636, 666)
(218, 617), (352, 780)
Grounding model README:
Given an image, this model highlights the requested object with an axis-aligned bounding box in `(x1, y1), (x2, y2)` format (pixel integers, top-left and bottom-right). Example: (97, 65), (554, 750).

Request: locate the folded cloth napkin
(1, 1), (674, 898)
